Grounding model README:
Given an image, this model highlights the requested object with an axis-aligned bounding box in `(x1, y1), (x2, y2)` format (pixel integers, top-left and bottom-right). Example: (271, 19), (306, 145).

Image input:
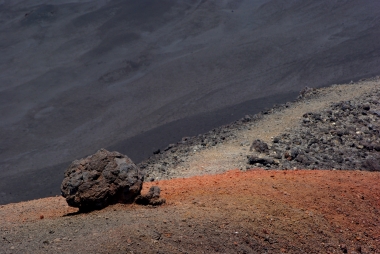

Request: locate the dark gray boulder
(61, 149), (144, 211)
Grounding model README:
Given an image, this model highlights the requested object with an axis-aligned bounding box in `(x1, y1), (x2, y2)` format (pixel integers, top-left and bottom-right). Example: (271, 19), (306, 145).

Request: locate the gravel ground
(1, 170), (379, 254)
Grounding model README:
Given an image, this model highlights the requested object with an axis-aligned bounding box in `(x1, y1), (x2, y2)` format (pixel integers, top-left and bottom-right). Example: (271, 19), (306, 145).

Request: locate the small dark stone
(332, 155), (344, 163)
(362, 157), (380, 171)
(135, 186), (166, 206)
(250, 139), (269, 153)
(290, 147), (302, 157)
(363, 104), (370, 110)
(336, 130), (345, 136)
(247, 156), (276, 165)
(295, 154), (312, 165)
(361, 142), (374, 150)
(371, 110), (380, 116)
(340, 244), (348, 253)
(164, 144), (175, 151)
(272, 151), (282, 159)
(242, 115), (252, 122)
(151, 231), (162, 241)
(315, 115), (322, 121)
(298, 86), (315, 99)
(341, 104), (351, 111)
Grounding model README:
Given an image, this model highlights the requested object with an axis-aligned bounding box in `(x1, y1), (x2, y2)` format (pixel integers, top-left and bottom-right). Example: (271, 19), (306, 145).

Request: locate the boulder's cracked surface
(61, 149), (144, 211)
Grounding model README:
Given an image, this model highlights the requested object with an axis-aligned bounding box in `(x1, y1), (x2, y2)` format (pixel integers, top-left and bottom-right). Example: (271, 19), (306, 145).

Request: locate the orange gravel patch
(1, 169), (379, 253)
(143, 169), (380, 246)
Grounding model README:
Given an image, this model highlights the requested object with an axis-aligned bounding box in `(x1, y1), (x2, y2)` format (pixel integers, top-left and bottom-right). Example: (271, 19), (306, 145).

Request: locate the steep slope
(1, 0), (380, 204)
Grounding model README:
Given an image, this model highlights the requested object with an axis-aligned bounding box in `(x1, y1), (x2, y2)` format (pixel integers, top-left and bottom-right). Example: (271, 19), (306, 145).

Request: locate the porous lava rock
(135, 186), (166, 206)
(61, 149), (144, 211)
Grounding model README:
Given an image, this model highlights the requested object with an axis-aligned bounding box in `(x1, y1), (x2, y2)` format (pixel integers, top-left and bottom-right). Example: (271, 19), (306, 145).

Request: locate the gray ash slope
(2, 0), (380, 204)
(139, 79), (380, 180)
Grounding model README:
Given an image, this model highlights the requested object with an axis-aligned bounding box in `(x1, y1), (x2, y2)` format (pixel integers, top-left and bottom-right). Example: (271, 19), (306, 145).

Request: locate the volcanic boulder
(61, 149), (144, 211)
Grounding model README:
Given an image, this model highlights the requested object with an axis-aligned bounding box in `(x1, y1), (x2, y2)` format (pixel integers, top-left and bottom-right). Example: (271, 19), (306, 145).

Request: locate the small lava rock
(250, 139), (269, 153)
(135, 186), (166, 206)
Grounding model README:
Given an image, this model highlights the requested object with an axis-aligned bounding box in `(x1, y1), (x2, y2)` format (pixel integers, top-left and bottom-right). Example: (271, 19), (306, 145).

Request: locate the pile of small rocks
(138, 114), (263, 181)
(248, 90), (380, 171)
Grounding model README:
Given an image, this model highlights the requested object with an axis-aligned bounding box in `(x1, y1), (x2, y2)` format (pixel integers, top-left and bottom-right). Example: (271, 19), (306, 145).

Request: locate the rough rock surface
(135, 186), (166, 206)
(61, 149), (144, 211)
(248, 92), (380, 170)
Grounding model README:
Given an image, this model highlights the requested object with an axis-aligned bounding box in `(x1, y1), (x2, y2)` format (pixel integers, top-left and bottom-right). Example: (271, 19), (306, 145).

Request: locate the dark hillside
(1, 0), (380, 204)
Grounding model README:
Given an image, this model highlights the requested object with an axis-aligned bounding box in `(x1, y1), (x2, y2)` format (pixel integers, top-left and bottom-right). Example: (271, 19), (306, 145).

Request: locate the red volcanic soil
(1, 169), (379, 253)
(143, 169), (380, 253)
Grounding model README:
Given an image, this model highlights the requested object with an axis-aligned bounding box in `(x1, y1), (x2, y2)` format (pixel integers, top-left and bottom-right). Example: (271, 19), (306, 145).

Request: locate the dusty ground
(0, 169), (379, 253)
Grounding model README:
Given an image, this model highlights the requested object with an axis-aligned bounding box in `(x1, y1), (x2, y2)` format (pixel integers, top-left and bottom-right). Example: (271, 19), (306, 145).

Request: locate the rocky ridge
(139, 78), (380, 180)
(250, 96), (380, 171)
